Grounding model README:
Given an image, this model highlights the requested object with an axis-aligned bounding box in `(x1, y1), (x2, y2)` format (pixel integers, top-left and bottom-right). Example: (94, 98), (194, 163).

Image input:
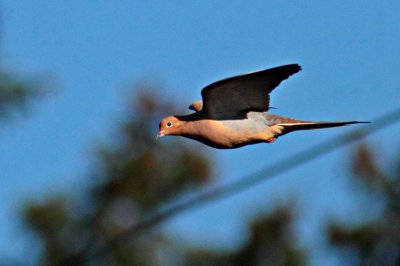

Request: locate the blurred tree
(21, 87), (309, 266)
(23, 88), (212, 266)
(185, 205), (307, 266)
(0, 69), (43, 123)
(0, 25), (47, 266)
(327, 144), (400, 265)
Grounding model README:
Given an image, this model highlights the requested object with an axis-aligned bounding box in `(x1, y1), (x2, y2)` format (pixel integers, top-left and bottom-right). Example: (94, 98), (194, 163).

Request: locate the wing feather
(201, 64), (301, 119)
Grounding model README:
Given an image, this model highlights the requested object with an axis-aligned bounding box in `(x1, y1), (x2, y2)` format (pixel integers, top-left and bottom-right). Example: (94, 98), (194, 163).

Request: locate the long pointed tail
(279, 120), (370, 135)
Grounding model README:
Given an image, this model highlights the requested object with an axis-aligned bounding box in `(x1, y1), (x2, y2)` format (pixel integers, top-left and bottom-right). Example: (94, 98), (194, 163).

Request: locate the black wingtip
(286, 63), (302, 72)
(286, 64), (302, 77)
(265, 64), (302, 80)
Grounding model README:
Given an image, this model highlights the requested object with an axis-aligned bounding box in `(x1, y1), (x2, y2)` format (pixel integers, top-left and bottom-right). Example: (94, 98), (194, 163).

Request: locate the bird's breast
(181, 119), (267, 149)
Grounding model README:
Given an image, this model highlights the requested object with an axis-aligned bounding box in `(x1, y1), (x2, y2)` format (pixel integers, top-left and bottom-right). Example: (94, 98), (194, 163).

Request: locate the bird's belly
(190, 119), (268, 149)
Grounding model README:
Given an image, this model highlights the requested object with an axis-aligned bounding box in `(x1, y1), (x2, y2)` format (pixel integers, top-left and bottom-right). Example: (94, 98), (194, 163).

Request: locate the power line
(60, 107), (400, 265)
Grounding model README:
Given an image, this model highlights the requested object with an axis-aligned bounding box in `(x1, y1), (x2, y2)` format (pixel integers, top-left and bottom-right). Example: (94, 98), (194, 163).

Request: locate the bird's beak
(156, 131), (165, 140)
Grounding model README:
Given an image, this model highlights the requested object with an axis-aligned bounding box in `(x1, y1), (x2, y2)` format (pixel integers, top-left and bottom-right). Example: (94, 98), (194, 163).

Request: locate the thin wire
(60, 107), (400, 265)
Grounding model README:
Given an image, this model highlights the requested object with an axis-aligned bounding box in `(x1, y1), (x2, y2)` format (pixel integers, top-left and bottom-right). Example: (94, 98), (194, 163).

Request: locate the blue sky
(1, 1), (400, 264)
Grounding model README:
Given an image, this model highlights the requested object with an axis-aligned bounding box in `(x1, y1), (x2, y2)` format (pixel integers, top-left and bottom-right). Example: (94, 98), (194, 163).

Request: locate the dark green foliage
(17, 83), (399, 265)
(20, 88), (309, 266)
(22, 89), (213, 265)
(327, 144), (400, 265)
(234, 207), (306, 266)
(0, 70), (43, 121)
(185, 206), (306, 266)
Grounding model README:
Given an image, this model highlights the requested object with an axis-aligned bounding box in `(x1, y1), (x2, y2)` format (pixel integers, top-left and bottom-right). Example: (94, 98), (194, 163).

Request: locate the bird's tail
(279, 120), (369, 135)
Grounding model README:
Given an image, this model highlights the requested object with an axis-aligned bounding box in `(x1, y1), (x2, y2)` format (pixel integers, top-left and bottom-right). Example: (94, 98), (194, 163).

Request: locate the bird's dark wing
(201, 64), (301, 119)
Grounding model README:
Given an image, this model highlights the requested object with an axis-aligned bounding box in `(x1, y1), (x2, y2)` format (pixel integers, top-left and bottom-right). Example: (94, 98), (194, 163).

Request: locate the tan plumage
(158, 64), (368, 149)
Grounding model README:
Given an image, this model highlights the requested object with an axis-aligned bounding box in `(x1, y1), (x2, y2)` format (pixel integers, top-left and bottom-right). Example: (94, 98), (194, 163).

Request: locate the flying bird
(157, 64), (368, 149)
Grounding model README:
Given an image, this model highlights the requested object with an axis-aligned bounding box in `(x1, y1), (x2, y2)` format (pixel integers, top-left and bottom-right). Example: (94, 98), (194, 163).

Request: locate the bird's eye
(166, 122), (173, 128)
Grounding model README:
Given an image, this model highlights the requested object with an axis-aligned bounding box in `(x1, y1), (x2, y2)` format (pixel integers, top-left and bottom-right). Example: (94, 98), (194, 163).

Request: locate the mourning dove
(157, 64), (368, 149)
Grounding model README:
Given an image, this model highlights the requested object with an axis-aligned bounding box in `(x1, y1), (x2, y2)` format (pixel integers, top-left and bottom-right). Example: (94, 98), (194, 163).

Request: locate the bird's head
(157, 116), (183, 139)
